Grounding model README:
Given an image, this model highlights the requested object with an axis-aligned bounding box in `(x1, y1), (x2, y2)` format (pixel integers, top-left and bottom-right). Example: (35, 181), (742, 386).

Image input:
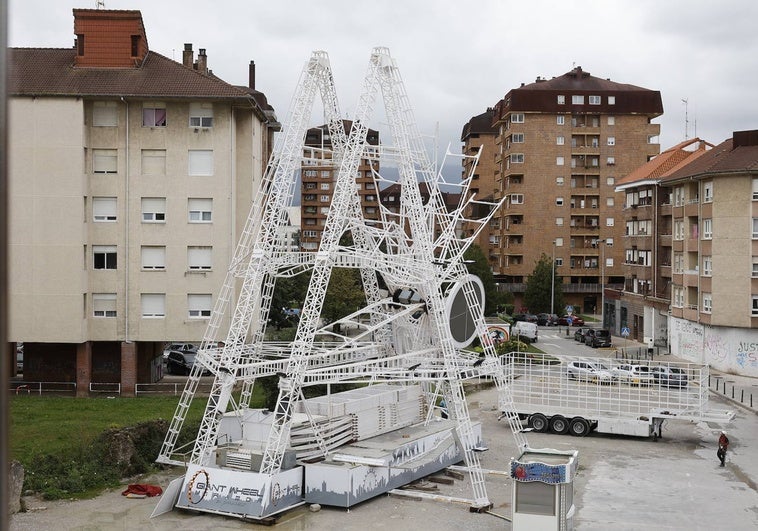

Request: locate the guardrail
(135, 382), (216, 396)
(90, 382), (121, 394)
(9, 381), (77, 395)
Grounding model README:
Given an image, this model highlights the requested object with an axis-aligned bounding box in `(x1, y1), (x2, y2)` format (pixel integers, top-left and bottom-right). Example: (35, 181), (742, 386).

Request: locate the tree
(322, 268), (365, 330)
(463, 244), (508, 315)
(523, 253), (564, 314)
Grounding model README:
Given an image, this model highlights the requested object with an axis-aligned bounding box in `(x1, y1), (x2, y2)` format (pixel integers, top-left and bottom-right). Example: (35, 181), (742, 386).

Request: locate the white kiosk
(511, 448), (578, 530)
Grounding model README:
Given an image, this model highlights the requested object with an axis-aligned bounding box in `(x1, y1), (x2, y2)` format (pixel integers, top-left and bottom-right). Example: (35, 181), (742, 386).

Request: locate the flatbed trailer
(500, 355), (734, 438)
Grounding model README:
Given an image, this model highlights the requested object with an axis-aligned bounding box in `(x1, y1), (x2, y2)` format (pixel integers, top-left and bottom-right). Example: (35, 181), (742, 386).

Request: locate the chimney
(249, 60), (256, 90)
(183, 43), (193, 68)
(197, 48), (207, 75)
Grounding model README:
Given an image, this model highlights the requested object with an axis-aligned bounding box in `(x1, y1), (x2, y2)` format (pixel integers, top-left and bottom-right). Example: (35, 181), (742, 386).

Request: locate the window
(512, 133), (524, 143)
(320, 195), (330, 202)
(606, 157), (615, 166)
(555, 197), (564, 206)
(320, 183), (330, 190)
(93, 149), (117, 173)
(753, 295), (758, 317)
(141, 246), (166, 270)
(672, 286), (684, 307)
(674, 220), (684, 240)
(555, 217), (564, 226)
(189, 102), (213, 128)
(141, 293), (165, 318)
(188, 150), (214, 176)
(702, 293), (712, 313)
(702, 181), (713, 203)
(511, 113), (524, 123)
(607, 116), (615, 125)
(753, 178), (758, 200)
(606, 177), (615, 186)
(93, 102), (118, 127)
(188, 246), (212, 270)
(302, 230), (317, 238)
(93, 293), (117, 317)
(321, 170), (331, 178)
(589, 95), (601, 105)
(674, 253), (683, 273)
(510, 153), (524, 163)
(753, 257), (758, 278)
(131, 35), (141, 57)
(189, 198), (213, 222)
(141, 149), (166, 175)
(606, 217), (615, 227)
(304, 170), (317, 177)
(703, 218), (713, 239)
(93, 197), (117, 222)
(607, 136), (616, 146)
(607, 197), (615, 206)
(572, 95), (584, 105)
(556, 116), (565, 125)
(608, 96), (616, 105)
(511, 194), (524, 204)
(142, 197), (166, 222)
(188, 294), (212, 319)
(703, 256), (712, 276)
(556, 136), (565, 145)
(556, 258), (563, 266)
(556, 176), (564, 186)
(142, 103), (166, 127)
(93, 245), (117, 270)
(556, 156), (565, 166)
(557, 95), (565, 104)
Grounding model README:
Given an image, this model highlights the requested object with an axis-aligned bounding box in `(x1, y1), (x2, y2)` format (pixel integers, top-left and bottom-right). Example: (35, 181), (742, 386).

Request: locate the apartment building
(7, 9), (279, 395)
(461, 108), (499, 271)
(615, 130), (758, 377)
(613, 138), (713, 344)
(490, 66), (662, 318)
(300, 122), (379, 250)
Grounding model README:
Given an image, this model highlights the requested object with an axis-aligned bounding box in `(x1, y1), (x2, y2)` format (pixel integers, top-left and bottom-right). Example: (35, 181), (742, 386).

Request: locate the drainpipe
(121, 97), (130, 342)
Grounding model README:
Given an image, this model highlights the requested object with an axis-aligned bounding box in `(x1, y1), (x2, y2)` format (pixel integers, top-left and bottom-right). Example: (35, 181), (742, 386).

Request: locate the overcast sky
(8, 0), (758, 173)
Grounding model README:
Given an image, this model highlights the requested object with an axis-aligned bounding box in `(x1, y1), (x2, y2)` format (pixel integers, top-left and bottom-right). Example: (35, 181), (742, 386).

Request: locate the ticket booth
(511, 448), (578, 531)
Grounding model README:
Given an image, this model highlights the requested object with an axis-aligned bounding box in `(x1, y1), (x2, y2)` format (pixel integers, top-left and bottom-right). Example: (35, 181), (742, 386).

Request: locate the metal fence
(10, 381), (77, 395)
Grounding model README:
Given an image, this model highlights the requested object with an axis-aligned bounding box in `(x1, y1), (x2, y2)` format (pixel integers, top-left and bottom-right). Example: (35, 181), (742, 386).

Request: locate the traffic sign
(565, 305), (574, 316)
(621, 327), (630, 337)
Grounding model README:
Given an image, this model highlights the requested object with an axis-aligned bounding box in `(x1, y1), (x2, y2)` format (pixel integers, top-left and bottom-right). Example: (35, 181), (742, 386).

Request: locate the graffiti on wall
(670, 317), (758, 377)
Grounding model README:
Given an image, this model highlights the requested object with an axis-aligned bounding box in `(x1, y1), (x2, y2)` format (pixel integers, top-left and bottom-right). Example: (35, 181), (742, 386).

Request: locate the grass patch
(9, 386), (267, 499)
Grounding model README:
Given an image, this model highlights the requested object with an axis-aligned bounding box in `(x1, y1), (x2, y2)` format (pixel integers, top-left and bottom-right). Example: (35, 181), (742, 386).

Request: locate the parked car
(574, 327), (590, 342)
(566, 360), (615, 384)
(557, 315), (585, 326)
(163, 342), (197, 360)
(512, 313), (538, 324)
(612, 364), (654, 386)
(165, 350), (209, 375)
(651, 366), (688, 387)
(585, 328), (612, 348)
(537, 313), (559, 326)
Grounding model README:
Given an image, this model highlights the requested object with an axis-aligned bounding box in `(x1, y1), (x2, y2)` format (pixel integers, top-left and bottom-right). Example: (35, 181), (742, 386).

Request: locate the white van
(512, 321), (538, 343)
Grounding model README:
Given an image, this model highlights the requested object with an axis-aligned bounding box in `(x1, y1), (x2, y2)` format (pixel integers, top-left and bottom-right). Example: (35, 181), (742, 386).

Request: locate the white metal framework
(157, 47), (525, 510)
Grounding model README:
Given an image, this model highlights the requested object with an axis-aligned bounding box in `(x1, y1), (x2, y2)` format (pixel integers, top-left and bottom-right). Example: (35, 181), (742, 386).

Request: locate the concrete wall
(669, 316), (758, 377)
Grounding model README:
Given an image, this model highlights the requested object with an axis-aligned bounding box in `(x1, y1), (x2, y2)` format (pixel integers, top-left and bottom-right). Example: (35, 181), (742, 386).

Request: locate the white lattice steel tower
(157, 47), (528, 511)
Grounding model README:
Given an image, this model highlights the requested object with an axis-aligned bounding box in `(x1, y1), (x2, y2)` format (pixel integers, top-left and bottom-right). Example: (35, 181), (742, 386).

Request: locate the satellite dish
(444, 275), (485, 348)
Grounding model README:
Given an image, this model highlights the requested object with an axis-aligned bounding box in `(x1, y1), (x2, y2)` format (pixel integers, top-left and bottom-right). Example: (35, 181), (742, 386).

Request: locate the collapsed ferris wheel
(155, 47), (528, 520)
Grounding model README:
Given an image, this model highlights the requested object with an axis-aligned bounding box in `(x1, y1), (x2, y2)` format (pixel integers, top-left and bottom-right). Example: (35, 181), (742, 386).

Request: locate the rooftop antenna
(681, 98), (689, 139)
(95, 1), (105, 8)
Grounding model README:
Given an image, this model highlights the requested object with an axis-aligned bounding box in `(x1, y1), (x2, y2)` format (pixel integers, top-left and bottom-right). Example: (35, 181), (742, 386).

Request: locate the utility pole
(551, 241), (556, 315)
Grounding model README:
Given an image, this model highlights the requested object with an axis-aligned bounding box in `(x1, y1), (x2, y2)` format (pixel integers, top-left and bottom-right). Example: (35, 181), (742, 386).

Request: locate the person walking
(717, 430), (729, 467)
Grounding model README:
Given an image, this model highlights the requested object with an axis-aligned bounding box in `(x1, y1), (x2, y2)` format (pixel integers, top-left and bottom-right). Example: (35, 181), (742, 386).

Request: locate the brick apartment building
(300, 122), (380, 250)
(488, 66), (662, 318)
(7, 9), (278, 394)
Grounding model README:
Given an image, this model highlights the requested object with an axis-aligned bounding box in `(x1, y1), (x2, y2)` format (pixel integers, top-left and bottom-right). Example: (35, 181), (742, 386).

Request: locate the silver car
(566, 360), (616, 384)
(612, 364), (654, 386)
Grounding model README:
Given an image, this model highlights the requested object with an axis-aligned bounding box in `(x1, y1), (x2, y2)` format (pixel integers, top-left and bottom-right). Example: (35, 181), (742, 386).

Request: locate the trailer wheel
(528, 413), (549, 433)
(549, 415), (569, 435)
(569, 417), (590, 437)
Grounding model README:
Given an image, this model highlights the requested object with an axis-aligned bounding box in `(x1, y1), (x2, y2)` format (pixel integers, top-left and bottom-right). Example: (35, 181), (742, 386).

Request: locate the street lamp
(598, 239), (606, 327)
(551, 241), (556, 315)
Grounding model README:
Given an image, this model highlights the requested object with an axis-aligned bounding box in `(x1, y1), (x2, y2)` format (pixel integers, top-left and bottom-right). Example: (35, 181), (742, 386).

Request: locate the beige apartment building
(300, 122), (379, 250)
(615, 130), (758, 378)
(490, 67), (662, 319)
(7, 9), (278, 394)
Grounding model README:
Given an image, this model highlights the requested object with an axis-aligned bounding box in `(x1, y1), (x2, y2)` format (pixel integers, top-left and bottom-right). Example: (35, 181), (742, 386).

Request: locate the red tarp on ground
(121, 484), (163, 497)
